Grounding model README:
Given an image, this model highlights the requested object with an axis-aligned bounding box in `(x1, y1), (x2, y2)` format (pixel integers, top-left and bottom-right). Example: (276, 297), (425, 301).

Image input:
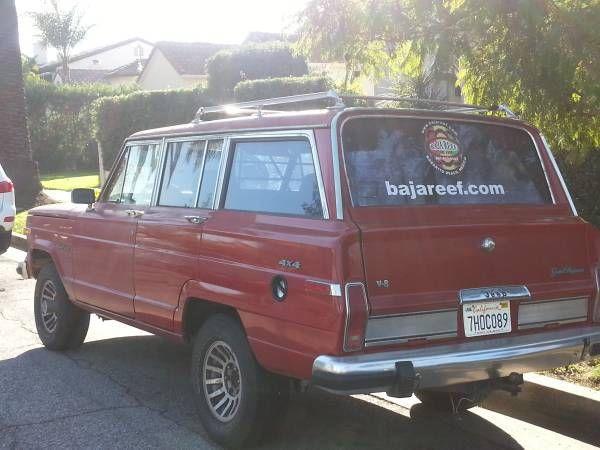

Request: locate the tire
(416, 387), (489, 413)
(0, 230), (10, 254)
(191, 314), (289, 449)
(34, 264), (90, 350)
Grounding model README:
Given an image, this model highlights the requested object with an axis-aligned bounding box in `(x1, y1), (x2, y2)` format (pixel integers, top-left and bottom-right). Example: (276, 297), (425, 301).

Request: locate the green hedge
(234, 76), (333, 102)
(207, 44), (308, 101)
(90, 88), (214, 168)
(556, 150), (600, 227)
(25, 76), (132, 172)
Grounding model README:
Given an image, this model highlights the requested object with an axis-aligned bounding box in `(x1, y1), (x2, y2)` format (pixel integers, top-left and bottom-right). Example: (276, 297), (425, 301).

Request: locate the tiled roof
(153, 41), (232, 75)
(56, 68), (111, 84)
(105, 59), (147, 77)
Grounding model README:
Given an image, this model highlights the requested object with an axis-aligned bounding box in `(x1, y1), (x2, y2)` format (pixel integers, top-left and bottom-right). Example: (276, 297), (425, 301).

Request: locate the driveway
(0, 248), (598, 449)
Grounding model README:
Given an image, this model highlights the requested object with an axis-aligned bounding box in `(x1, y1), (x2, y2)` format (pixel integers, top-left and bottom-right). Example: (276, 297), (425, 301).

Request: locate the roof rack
(192, 90), (517, 122)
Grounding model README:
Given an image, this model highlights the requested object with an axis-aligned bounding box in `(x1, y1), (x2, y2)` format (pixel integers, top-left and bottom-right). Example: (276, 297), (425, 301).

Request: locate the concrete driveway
(0, 248), (598, 449)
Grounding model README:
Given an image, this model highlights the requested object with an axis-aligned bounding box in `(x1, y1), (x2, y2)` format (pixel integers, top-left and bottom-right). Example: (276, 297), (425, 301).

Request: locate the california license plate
(463, 300), (511, 337)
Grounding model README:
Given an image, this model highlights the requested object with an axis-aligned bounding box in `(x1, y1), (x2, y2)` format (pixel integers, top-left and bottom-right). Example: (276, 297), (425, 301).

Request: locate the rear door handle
(125, 209), (144, 218)
(185, 215), (208, 225)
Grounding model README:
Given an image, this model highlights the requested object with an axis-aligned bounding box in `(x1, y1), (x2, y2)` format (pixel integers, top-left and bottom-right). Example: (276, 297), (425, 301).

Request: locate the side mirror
(71, 188), (96, 205)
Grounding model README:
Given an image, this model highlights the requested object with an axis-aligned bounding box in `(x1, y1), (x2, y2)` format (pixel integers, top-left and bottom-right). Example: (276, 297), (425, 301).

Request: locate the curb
(484, 373), (600, 442)
(10, 232), (27, 252)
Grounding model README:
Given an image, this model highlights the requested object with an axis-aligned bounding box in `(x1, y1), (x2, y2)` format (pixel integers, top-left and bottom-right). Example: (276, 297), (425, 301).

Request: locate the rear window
(342, 117), (552, 206)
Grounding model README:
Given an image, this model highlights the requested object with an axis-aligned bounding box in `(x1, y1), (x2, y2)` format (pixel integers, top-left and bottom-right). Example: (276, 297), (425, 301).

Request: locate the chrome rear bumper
(312, 326), (600, 395)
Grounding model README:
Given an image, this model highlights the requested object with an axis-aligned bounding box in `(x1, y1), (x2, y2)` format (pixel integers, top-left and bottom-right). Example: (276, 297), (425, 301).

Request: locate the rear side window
(342, 117), (552, 206)
(224, 139), (323, 218)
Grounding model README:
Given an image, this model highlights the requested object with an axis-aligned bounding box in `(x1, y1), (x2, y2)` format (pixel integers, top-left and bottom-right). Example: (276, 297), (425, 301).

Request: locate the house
(136, 42), (231, 90)
(39, 37), (153, 85)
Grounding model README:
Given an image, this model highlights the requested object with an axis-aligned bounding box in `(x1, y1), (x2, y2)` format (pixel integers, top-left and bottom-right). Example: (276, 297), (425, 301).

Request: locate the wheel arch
(181, 297), (243, 343)
(29, 247), (55, 278)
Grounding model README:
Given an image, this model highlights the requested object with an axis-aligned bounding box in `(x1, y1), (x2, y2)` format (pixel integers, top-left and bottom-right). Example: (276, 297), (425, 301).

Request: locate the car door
(133, 138), (225, 329)
(72, 141), (161, 317)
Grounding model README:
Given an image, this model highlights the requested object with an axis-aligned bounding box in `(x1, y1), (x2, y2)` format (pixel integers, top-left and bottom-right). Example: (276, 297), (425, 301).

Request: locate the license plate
(463, 300), (511, 337)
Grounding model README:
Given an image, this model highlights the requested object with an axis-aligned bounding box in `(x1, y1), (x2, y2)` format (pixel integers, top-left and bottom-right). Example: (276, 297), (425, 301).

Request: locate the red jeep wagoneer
(22, 91), (600, 448)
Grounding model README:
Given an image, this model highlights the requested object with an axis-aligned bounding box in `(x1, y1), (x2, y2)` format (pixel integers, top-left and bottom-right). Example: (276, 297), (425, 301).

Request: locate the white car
(0, 162), (16, 254)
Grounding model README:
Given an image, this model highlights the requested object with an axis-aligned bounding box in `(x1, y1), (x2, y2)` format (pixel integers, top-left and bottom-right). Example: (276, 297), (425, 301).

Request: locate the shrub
(24, 76), (133, 173)
(556, 150), (600, 227)
(90, 88), (214, 168)
(207, 44), (308, 101)
(234, 76), (333, 102)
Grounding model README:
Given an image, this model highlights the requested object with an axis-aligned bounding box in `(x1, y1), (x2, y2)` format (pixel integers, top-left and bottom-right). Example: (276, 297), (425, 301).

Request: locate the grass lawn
(40, 171), (100, 191)
(13, 210), (28, 235)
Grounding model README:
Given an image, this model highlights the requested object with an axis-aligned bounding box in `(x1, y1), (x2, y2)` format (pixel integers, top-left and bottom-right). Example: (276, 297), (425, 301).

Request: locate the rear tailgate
(340, 114), (593, 347)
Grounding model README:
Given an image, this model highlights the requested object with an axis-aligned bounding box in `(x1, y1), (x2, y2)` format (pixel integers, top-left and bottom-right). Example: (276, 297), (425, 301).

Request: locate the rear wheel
(191, 314), (289, 448)
(34, 264), (90, 350)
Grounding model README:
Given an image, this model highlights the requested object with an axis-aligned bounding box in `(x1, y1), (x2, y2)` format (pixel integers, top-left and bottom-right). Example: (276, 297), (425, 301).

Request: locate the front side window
(224, 139), (323, 218)
(120, 143), (161, 205)
(105, 148), (129, 203)
(342, 117), (552, 206)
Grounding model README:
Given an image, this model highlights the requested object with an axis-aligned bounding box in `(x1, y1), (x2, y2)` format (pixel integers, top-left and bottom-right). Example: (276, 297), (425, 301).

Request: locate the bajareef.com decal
(422, 120), (466, 175)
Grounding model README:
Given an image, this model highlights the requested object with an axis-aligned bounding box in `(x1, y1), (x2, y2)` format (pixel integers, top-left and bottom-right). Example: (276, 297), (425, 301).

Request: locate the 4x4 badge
(278, 259), (301, 270)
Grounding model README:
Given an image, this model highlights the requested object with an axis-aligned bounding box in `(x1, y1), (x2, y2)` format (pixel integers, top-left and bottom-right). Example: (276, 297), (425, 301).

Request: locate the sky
(16, 0), (310, 62)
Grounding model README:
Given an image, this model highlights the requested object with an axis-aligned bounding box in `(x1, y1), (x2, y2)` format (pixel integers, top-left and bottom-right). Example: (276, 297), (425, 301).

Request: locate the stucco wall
(137, 49), (186, 90)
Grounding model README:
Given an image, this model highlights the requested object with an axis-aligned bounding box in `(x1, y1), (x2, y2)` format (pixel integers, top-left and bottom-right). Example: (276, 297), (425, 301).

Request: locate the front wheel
(191, 314), (289, 448)
(34, 264), (90, 350)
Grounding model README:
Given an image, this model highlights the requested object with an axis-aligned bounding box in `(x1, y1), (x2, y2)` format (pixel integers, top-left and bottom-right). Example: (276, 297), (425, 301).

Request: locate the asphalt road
(0, 248), (598, 450)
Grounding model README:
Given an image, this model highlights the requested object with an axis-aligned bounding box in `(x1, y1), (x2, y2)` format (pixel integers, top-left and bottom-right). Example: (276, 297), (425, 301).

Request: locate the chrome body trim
(540, 134), (578, 216)
(518, 297), (588, 329)
(459, 285), (531, 304)
(343, 282), (369, 352)
(365, 309), (457, 347)
(306, 280), (342, 297)
(330, 109), (345, 220)
(337, 112), (556, 208)
(312, 325), (600, 394)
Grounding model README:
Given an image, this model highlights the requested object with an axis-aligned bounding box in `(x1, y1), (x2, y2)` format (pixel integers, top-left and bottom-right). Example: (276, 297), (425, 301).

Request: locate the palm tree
(0, 0), (42, 208)
(30, 0), (91, 83)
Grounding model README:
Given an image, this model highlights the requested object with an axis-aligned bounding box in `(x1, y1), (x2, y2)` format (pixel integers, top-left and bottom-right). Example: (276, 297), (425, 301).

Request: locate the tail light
(0, 180), (13, 193)
(4, 216), (14, 223)
(343, 283), (369, 352)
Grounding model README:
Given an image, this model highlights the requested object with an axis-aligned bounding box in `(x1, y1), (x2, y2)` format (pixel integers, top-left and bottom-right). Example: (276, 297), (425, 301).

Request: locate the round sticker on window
(422, 121), (466, 175)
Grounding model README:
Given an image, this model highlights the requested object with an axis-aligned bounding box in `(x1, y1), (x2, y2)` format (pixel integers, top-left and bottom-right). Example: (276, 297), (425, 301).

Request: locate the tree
(296, 0), (600, 153)
(0, 0), (42, 208)
(30, 0), (91, 83)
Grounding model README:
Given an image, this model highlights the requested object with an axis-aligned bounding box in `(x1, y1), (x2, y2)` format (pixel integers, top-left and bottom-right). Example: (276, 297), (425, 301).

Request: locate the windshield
(342, 117), (552, 207)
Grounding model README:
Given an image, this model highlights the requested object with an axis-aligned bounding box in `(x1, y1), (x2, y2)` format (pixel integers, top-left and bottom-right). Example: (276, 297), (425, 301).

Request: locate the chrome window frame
(330, 109), (561, 219)
(111, 130), (329, 218)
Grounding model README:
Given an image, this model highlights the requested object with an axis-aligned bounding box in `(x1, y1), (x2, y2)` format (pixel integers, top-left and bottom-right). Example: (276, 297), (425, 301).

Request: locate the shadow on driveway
(0, 334), (533, 449)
